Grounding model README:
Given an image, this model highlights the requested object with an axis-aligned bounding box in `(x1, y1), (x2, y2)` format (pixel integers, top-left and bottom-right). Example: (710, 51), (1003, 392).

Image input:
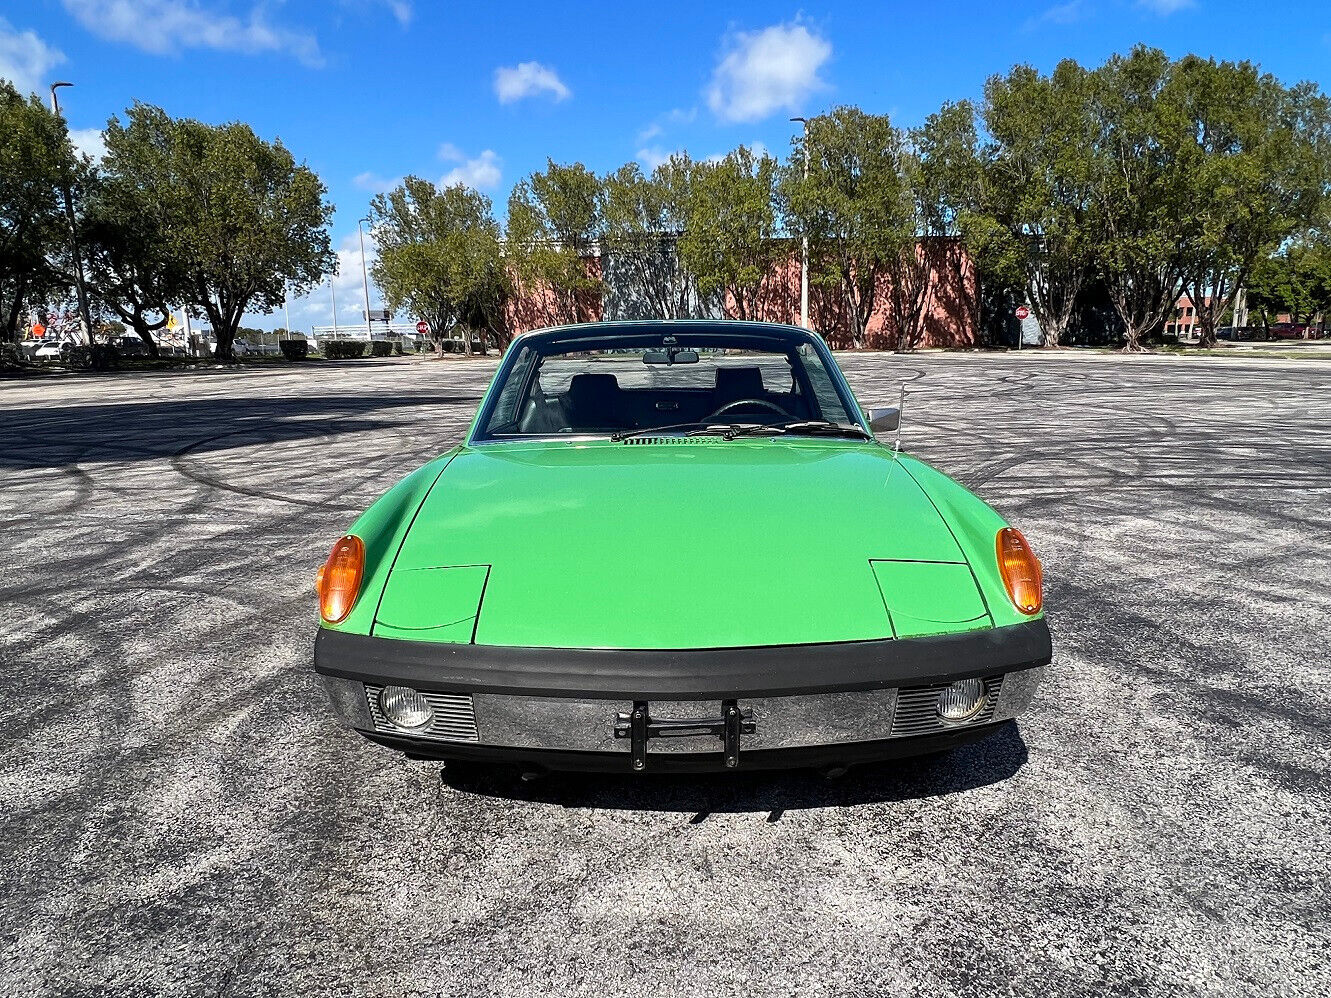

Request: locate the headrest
(714, 366), (765, 397)
(568, 372), (621, 402)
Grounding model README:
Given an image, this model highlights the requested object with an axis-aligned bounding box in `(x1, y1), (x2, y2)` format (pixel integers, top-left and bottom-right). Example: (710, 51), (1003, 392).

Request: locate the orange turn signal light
(317, 535), (365, 624)
(996, 527), (1043, 615)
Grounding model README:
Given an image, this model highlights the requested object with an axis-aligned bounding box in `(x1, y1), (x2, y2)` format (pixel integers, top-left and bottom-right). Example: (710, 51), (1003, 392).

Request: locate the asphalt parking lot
(2, 350), (1328, 997)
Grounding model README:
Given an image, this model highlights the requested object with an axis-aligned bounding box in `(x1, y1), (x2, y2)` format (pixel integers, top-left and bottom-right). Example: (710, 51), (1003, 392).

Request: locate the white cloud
(636, 108), (697, 149)
(381, 0), (412, 26)
(353, 171), (403, 193)
(60, 0), (323, 66)
(1025, 1), (1089, 27)
(637, 147), (671, 170)
(0, 18), (66, 98)
(338, 0), (412, 27)
(440, 148), (501, 190)
(706, 21), (831, 123)
(265, 228), (378, 332)
(1136, 0), (1194, 12)
(493, 61), (570, 103)
(69, 127), (108, 162)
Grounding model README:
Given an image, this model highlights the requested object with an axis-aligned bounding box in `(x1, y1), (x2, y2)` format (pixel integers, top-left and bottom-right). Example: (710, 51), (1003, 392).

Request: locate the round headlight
(379, 685), (434, 729)
(937, 679), (987, 721)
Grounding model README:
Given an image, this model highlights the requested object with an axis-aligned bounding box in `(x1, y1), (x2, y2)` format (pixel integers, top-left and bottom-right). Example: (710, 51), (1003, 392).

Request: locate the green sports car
(313, 321), (1049, 773)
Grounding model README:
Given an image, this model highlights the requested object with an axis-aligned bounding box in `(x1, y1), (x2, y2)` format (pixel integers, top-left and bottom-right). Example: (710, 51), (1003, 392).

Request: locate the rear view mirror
(643, 349), (699, 365)
(867, 406), (900, 432)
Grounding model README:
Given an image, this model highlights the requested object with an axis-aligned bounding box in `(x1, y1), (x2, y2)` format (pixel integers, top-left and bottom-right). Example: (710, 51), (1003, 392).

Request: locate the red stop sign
(416, 321), (429, 335)
(1015, 306), (1030, 321)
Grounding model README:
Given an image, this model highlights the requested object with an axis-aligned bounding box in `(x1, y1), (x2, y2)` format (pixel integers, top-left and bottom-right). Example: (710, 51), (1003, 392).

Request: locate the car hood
(376, 439), (979, 649)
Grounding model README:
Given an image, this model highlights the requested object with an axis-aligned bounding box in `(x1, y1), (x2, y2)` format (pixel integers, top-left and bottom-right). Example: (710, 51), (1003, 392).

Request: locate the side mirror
(867, 406), (900, 433)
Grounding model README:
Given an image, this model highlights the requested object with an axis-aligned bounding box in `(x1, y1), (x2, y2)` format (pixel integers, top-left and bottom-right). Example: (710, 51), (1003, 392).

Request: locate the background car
(34, 340), (73, 362)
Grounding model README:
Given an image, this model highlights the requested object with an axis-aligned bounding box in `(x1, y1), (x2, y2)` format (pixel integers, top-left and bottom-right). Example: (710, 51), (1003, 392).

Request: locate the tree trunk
(204, 298), (239, 362)
(129, 317), (160, 358)
(1121, 320), (1148, 352)
(4, 286), (24, 341)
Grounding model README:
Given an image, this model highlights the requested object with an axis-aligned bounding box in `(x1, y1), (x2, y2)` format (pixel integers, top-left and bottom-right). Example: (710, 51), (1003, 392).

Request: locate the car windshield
(475, 325), (862, 441)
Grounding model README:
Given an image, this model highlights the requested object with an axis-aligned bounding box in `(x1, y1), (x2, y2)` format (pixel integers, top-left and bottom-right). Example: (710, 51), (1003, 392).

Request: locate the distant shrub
(279, 339), (309, 361)
(323, 340), (366, 360)
(369, 340), (393, 357)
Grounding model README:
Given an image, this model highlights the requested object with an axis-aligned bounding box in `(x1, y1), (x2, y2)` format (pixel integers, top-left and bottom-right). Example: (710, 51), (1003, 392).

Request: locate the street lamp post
(357, 217), (373, 341)
(50, 81), (95, 345)
(329, 272), (339, 335)
(790, 117), (810, 330)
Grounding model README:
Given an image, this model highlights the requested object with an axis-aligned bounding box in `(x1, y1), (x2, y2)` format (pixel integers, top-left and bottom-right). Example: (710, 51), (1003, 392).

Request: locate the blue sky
(4, 0), (1331, 330)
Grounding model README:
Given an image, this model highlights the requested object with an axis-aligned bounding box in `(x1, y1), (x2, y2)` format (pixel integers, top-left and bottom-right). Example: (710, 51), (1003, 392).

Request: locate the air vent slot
(622, 435), (726, 445)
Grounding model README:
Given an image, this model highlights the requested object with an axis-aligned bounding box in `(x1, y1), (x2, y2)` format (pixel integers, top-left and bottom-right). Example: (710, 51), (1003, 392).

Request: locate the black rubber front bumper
(312, 620), (1051, 772)
(313, 618), (1051, 699)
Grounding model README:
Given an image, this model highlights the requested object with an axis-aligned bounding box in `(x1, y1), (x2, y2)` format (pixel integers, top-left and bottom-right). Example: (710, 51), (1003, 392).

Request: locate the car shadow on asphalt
(0, 392), (484, 470)
(438, 723), (1028, 814)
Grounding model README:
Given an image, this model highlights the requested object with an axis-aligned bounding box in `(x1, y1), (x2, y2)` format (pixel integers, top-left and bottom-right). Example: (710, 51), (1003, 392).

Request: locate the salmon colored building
(503, 237), (978, 349)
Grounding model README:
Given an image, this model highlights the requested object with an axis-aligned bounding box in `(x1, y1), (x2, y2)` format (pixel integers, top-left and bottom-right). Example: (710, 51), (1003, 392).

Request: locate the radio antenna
(893, 382), (907, 454)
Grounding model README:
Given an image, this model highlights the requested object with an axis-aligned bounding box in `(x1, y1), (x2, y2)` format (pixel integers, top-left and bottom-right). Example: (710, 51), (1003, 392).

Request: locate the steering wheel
(704, 398), (791, 421)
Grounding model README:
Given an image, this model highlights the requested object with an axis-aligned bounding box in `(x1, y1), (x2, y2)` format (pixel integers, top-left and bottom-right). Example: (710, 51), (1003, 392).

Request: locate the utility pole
(791, 117), (810, 329)
(50, 82), (94, 345)
(358, 217), (373, 341)
(329, 272), (339, 335)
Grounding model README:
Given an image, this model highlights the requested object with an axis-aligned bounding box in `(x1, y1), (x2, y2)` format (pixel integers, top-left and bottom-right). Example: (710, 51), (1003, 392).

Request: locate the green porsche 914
(313, 321), (1050, 773)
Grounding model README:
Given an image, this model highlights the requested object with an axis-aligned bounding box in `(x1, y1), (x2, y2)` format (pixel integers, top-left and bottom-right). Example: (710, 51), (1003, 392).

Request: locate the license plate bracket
(613, 700), (756, 771)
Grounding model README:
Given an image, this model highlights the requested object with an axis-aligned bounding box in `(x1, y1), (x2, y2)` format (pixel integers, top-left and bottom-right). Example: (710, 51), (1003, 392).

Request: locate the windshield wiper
(611, 422), (716, 441)
(727, 420), (872, 440)
(687, 423), (783, 438)
(613, 420), (869, 442)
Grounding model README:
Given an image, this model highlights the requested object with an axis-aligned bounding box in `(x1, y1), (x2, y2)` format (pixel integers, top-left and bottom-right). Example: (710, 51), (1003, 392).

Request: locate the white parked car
(34, 340), (73, 362)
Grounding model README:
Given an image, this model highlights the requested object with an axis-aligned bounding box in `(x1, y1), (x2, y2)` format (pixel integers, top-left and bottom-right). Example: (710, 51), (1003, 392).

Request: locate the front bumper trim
(361, 721), (1018, 773)
(313, 618), (1051, 700)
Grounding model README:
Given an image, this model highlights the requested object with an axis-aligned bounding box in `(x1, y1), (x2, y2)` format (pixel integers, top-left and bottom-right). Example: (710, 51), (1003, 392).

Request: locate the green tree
(0, 80), (75, 340)
(600, 156), (698, 318)
(916, 101), (1030, 345)
(983, 60), (1103, 348)
(1169, 57), (1331, 346)
(505, 160), (603, 327)
(680, 146), (781, 321)
(101, 103), (334, 361)
(1247, 239), (1331, 334)
(1090, 47), (1199, 351)
(369, 177), (506, 352)
(782, 107), (916, 348)
(81, 141), (191, 357)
